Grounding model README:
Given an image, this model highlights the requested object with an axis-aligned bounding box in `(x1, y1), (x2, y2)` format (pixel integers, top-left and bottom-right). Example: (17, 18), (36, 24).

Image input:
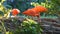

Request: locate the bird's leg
(37, 13), (41, 23)
(32, 16), (34, 20)
(38, 15), (41, 22)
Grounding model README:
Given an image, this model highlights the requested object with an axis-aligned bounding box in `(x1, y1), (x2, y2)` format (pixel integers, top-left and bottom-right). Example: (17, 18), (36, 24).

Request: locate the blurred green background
(0, 0), (60, 18)
(0, 0), (60, 34)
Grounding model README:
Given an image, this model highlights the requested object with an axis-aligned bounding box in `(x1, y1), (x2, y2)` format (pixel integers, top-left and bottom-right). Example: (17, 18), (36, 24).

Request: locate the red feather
(12, 8), (20, 16)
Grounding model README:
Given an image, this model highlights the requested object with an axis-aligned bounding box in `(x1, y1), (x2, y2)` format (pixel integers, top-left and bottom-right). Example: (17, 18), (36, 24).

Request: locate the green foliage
(51, 0), (60, 6)
(13, 19), (43, 34)
(0, 0), (5, 3)
(0, 18), (43, 34)
(0, 0), (12, 18)
(31, 0), (60, 17)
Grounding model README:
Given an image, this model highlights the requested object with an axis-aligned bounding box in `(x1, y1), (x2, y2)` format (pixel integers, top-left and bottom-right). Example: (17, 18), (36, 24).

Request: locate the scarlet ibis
(32, 6), (48, 22)
(23, 9), (40, 22)
(12, 8), (20, 16)
(34, 6), (47, 12)
(23, 6), (47, 22)
(23, 9), (39, 17)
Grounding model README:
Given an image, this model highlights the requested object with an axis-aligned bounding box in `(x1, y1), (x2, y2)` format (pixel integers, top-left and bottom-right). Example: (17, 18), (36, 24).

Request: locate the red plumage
(12, 8), (20, 16)
(23, 6), (47, 17)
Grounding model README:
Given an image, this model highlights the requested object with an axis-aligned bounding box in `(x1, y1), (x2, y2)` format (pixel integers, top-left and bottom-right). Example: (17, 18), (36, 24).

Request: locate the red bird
(23, 6), (47, 16)
(12, 8), (20, 16)
(23, 9), (39, 17)
(23, 6), (48, 22)
(30, 6), (47, 15)
(34, 6), (47, 12)
(33, 6), (48, 22)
